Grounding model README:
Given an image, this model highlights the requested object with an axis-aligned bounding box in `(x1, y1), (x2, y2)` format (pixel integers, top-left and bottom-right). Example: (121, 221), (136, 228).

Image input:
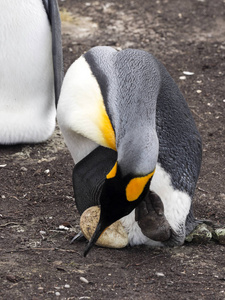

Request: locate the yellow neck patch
(126, 170), (155, 202)
(106, 162), (118, 179)
(99, 101), (116, 151)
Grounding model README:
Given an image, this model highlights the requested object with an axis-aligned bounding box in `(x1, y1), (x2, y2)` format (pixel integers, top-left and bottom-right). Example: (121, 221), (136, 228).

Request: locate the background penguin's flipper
(42, 0), (64, 106)
(73, 146), (117, 215)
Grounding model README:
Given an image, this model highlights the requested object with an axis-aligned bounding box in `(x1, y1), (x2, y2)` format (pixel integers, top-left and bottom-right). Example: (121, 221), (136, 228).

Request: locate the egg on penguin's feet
(0, 0), (63, 145)
(80, 206), (129, 249)
(79, 192), (171, 251)
(57, 46), (202, 256)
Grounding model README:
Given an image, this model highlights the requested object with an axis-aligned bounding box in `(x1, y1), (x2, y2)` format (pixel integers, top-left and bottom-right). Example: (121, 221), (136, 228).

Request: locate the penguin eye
(126, 170), (155, 202)
(106, 162), (118, 179)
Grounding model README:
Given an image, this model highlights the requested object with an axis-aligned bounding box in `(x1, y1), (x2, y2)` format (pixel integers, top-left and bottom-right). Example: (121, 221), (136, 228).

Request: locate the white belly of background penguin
(0, 0), (63, 144)
(57, 46), (202, 256)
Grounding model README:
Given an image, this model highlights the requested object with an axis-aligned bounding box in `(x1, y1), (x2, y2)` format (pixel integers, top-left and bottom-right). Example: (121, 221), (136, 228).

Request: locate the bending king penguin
(57, 46), (202, 256)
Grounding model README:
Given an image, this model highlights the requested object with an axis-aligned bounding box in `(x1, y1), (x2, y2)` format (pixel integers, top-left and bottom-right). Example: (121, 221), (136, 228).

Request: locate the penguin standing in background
(0, 0), (63, 145)
(57, 46), (202, 256)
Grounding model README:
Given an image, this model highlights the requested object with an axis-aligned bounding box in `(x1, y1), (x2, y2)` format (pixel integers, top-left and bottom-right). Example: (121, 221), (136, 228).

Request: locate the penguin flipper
(73, 146), (117, 215)
(42, 0), (64, 106)
(135, 191), (171, 242)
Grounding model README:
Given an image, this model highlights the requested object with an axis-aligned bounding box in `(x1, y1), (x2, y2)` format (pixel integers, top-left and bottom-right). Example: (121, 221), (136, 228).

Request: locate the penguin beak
(84, 219), (108, 257)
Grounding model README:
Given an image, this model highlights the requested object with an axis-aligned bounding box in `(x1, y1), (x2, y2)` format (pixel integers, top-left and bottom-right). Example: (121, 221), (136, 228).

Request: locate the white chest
(0, 0), (55, 144)
(0, 0), (53, 98)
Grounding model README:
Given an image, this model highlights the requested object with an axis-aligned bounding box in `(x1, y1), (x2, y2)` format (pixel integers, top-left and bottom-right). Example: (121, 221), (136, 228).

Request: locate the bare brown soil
(0, 0), (225, 299)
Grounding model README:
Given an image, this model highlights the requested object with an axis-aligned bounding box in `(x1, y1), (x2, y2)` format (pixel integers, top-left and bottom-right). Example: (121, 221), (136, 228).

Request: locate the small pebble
(214, 228), (225, 245)
(55, 292), (60, 296)
(80, 276), (89, 284)
(183, 71), (194, 76)
(44, 169), (50, 174)
(197, 90), (202, 94)
(40, 230), (46, 235)
(58, 225), (69, 231)
(40, 231), (47, 240)
(155, 272), (165, 277)
(65, 284), (70, 288)
(6, 274), (18, 282)
(186, 223), (212, 243)
(179, 76), (186, 80)
(21, 167), (28, 172)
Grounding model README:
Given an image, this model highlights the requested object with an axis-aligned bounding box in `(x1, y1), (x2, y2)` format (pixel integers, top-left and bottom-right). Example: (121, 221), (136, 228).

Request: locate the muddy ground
(0, 0), (225, 299)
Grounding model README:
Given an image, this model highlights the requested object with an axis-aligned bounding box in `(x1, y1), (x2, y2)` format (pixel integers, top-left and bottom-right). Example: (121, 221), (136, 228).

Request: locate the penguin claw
(135, 191), (171, 242)
(70, 231), (86, 244)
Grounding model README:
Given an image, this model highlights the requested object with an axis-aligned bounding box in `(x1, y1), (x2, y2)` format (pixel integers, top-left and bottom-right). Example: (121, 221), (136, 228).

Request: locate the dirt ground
(1, 0), (225, 299)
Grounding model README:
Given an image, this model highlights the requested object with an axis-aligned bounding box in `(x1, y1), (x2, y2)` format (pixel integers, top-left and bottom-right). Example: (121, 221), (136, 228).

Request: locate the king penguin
(57, 46), (202, 256)
(0, 0), (63, 144)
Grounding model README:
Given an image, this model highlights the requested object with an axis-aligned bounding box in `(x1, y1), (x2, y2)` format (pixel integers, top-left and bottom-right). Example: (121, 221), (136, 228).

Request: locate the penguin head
(84, 161), (155, 256)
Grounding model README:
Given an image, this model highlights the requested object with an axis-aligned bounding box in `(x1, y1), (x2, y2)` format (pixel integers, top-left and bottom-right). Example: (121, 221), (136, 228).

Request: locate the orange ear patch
(126, 170), (155, 202)
(106, 162), (118, 179)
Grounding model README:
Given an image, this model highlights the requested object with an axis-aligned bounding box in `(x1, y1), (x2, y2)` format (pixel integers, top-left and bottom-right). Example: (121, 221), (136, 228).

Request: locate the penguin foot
(135, 191), (171, 242)
(80, 206), (129, 249)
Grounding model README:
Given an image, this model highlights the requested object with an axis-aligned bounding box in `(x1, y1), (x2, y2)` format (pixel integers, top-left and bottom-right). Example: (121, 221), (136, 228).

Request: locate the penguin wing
(155, 59), (202, 197)
(42, 0), (63, 106)
(73, 146), (117, 215)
